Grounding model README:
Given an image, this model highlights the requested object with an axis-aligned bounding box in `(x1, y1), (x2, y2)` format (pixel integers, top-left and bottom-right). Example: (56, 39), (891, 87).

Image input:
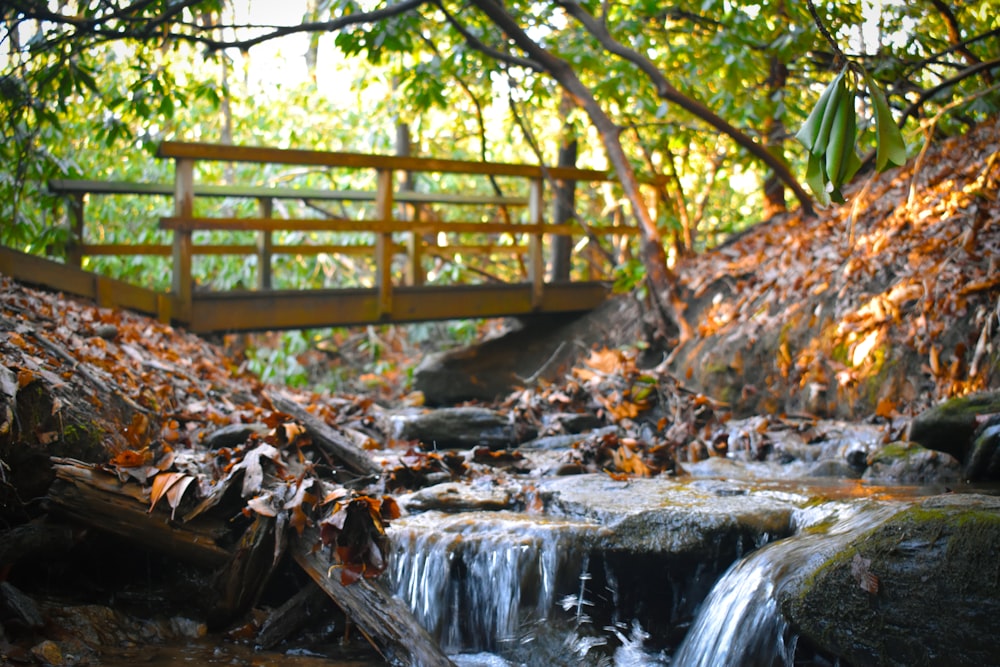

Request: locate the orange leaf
(17, 368), (35, 389)
(875, 397), (896, 419)
(111, 449), (149, 468)
(148, 472), (188, 514)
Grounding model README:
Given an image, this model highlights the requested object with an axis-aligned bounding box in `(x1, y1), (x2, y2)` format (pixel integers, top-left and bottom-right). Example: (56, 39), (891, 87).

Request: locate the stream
(383, 476), (958, 667)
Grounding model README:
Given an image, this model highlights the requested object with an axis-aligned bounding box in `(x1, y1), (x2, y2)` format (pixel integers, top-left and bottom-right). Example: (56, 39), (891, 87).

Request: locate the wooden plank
(158, 140), (610, 182)
(0, 246), (166, 317)
(292, 527), (455, 667)
(48, 179), (530, 206)
(78, 243), (408, 257)
(159, 216), (565, 236)
(186, 283), (608, 333)
(258, 197), (273, 290)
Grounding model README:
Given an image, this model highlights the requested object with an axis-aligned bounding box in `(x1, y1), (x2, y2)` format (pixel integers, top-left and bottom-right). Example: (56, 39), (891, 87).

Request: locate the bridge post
(64, 193), (85, 269)
(257, 197), (273, 290)
(528, 178), (545, 309)
(374, 169), (394, 318)
(172, 158), (194, 320)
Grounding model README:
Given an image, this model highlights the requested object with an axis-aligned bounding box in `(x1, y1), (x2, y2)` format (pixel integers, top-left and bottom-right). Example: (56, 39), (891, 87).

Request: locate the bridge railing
(49, 141), (656, 326)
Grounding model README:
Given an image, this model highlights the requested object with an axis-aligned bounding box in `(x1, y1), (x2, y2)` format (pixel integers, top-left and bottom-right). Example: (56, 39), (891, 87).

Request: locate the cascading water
(671, 500), (902, 667)
(388, 511), (607, 654)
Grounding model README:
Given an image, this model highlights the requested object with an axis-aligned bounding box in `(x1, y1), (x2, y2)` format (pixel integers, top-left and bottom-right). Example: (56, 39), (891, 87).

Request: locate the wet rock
(387, 407), (536, 450)
(806, 459), (861, 478)
(907, 389), (1000, 461)
(861, 441), (961, 484)
(398, 481), (517, 513)
(782, 494), (1000, 667)
(519, 433), (585, 451)
(964, 415), (1000, 481)
(541, 474), (801, 555)
(31, 639), (70, 666)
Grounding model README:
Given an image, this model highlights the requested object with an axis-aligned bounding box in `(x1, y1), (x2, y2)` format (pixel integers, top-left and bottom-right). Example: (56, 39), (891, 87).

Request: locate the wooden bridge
(0, 142), (656, 334)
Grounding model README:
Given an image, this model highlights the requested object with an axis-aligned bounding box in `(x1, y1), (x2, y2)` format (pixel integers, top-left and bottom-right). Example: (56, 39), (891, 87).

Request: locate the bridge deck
(0, 246), (608, 333)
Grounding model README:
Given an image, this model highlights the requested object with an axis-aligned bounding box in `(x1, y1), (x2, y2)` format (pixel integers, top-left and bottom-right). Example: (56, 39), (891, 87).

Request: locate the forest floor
(0, 115), (998, 665)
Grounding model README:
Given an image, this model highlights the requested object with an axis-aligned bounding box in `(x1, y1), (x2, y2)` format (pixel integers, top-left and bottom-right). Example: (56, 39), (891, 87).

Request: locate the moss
(786, 499), (1000, 666)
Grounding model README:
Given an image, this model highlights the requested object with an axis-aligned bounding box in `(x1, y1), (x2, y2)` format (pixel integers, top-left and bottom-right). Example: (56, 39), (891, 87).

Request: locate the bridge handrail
(48, 178), (530, 206)
(52, 141), (655, 325)
(155, 141), (620, 183)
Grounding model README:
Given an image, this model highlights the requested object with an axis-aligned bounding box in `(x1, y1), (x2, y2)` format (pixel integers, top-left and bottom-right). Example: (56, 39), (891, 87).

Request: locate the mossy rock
(782, 494), (1000, 666)
(964, 415), (1000, 481)
(907, 390), (1000, 461)
(862, 441), (961, 484)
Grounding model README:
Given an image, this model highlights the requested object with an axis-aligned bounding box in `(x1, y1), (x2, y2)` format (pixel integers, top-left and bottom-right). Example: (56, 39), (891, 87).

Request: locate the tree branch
(556, 0), (815, 217)
(466, 0), (693, 343)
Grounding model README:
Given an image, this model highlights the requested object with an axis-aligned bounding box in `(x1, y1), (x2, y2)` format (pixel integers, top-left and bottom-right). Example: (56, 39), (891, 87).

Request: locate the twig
(805, 0), (847, 69)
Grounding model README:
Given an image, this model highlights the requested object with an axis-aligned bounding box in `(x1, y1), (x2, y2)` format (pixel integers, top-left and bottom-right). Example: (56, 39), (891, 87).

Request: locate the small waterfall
(672, 501), (900, 667)
(388, 511), (605, 653)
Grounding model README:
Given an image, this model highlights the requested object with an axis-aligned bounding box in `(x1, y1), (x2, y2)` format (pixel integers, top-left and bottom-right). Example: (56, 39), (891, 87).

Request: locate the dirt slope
(670, 115), (1000, 419)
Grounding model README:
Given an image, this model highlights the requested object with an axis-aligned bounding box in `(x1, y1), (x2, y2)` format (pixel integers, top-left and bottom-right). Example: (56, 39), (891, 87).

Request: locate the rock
(861, 441), (961, 484)
(31, 640), (68, 666)
(398, 481), (517, 513)
(782, 494), (1000, 666)
(541, 474), (801, 555)
(387, 407), (536, 450)
(806, 459), (861, 478)
(543, 412), (606, 433)
(201, 422), (268, 449)
(964, 415), (1000, 481)
(519, 433), (586, 451)
(1, 581), (44, 629)
(413, 298), (643, 405)
(907, 389), (1000, 461)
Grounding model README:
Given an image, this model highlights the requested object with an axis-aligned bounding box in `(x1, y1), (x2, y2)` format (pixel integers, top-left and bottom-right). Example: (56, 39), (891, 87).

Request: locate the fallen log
(47, 458), (232, 568)
(268, 392), (383, 479)
(292, 526), (455, 667)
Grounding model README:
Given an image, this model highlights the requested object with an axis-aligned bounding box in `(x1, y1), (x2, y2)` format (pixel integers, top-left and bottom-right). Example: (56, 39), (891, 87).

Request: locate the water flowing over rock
(782, 493), (1000, 666)
(388, 511), (609, 653)
(672, 500), (902, 667)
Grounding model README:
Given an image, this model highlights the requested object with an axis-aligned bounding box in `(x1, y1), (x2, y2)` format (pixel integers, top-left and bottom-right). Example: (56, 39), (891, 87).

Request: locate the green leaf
(861, 67), (907, 171)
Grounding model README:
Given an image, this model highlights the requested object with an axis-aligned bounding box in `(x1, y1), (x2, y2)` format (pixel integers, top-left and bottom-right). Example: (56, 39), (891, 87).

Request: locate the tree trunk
(468, 0), (693, 343)
(762, 53), (789, 219)
(550, 131), (576, 282)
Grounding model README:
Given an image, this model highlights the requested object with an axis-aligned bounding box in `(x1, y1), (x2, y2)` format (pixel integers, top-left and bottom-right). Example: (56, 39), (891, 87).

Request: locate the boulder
(782, 494), (1000, 667)
(413, 298), (644, 405)
(964, 415), (1000, 481)
(861, 441), (961, 484)
(907, 390), (1000, 461)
